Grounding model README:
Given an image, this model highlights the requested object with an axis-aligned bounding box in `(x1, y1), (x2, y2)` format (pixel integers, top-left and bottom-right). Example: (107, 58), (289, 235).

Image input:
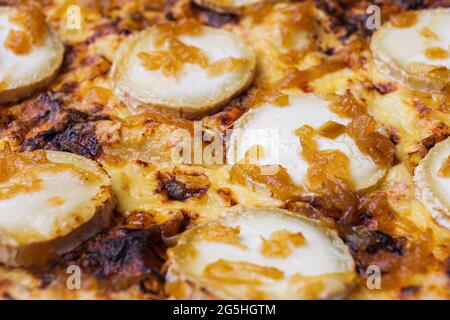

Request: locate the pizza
(0, 0), (449, 300)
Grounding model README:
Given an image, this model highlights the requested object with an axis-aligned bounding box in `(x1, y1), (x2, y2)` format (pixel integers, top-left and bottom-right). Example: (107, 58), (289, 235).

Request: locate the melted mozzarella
(111, 26), (255, 117)
(228, 94), (386, 191)
(167, 208), (355, 299)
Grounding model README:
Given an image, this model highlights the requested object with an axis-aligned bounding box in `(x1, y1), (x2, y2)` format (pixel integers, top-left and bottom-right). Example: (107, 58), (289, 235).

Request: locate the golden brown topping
(260, 229), (305, 258)
(153, 19), (203, 48)
(4, 30), (32, 55)
(85, 86), (113, 105)
(438, 155), (450, 177)
(9, 1), (46, 46)
(346, 114), (396, 167)
(201, 224), (246, 248)
(423, 47), (449, 60)
(330, 91), (396, 167)
(208, 57), (244, 77)
(278, 2), (316, 48)
(390, 11), (418, 28)
(204, 259), (284, 285)
(317, 121), (346, 139)
(139, 38), (208, 78)
(247, 87), (290, 108)
(296, 125), (356, 208)
(230, 164), (301, 201)
(420, 27), (438, 40)
(426, 66), (450, 83)
(278, 59), (347, 91)
(329, 91), (366, 118)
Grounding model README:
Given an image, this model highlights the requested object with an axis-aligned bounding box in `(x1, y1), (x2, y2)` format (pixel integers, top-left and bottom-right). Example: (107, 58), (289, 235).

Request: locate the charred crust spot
(36, 272), (56, 289)
(190, 2), (238, 27)
(387, 128), (401, 145)
(398, 285), (420, 299)
(446, 256), (450, 278)
(426, 0), (450, 8)
(390, 0), (425, 10)
(217, 188), (238, 206)
(373, 82), (398, 95)
(157, 171), (210, 201)
(164, 0), (237, 27)
(65, 215), (189, 282)
(21, 107), (107, 159)
(2, 292), (14, 300)
(420, 123), (449, 150)
(365, 230), (406, 255)
(339, 226), (406, 256)
(84, 20), (131, 45)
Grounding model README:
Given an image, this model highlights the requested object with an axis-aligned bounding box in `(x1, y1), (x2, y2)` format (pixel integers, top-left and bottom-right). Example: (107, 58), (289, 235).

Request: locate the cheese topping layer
(0, 7), (63, 92)
(228, 94), (386, 191)
(371, 9), (450, 91)
(166, 208), (355, 299)
(111, 22), (256, 117)
(414, 138), (450, 229)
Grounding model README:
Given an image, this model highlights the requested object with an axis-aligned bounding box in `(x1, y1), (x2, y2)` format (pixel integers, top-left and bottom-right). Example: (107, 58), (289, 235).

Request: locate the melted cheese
(0, 172), (98, 244)
(371, 9), (450, 91)
(111, 25), (256, 117)
(228, 94), (386, 191)
(0, 7), (63, 102)
(0, 151), (112, 248)
(414, 139), (450, 229)
(166, 208), (355, 299)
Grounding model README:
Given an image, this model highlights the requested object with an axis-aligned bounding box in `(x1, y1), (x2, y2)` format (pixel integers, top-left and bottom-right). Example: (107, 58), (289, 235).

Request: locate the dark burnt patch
(426, 0), (450, 8)
(23, 122), (102, 159)
(84, 19), (132, 45)
(390, 0), (425, 10)
(5, 92), (109, 159)
(446, 256), (450, 277)
(398, 285), (420, 299)
(165, 0), (237, 27)
(21, 107), (107, 159)
(157, 171), (210, 201)
(373, 82), (398, 95)
(64, 214), (189, 286)
(190, 2), (238, 27)
(420, 122), (449, 150)
(338, 225), (405, 256)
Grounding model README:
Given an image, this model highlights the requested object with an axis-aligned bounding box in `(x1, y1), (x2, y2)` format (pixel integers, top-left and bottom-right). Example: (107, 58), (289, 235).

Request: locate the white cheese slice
(414, 138), (450, 229)
(227, 94), (386, 191)
(0, 7), (64, 103)
(0, 151), (114, 267)
(371, 9), (450, 92)
(111, 24), (256, 118)
(166, 208), (355, 299)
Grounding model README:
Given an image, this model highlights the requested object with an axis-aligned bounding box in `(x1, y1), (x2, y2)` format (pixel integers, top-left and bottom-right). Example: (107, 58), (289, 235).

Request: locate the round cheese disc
(166, 208), (356, 299)
(371, 9), (450, 92)
(227, 94), (387, 191)
(0, 150), (114, 267)
(0, 6), (64, 104)
(111, 21), (256, 118)
(414, 138), (450, 229)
